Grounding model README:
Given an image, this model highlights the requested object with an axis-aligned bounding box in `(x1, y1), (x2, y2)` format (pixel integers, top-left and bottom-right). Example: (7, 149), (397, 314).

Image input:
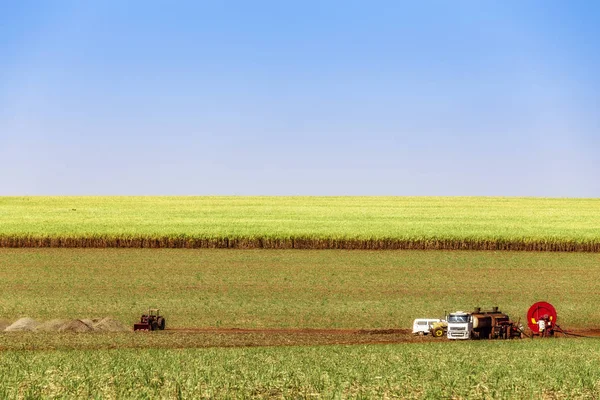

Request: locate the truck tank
(470, 307), (510, 337)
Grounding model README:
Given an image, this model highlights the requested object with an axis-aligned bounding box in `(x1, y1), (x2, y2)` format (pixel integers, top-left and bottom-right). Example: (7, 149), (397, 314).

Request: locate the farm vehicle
(431, 320), (448, 337)
(412, 318), (448, 337)
(412, 319), (440, 335)
(414, 306), (523, 340)
(411, 318), (448, 337)
(415, 302), (566, 340)
(526, 301), (558, 337)
(446, 307), (523, 340)
(134, 308), (166, 331)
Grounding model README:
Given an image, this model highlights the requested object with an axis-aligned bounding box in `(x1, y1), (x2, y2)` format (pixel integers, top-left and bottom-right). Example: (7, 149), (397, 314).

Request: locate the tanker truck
(447, 307), (522, 340)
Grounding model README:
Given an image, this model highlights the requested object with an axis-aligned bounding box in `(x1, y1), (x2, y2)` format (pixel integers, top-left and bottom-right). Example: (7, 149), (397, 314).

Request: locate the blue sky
(1, 1), (598, 196)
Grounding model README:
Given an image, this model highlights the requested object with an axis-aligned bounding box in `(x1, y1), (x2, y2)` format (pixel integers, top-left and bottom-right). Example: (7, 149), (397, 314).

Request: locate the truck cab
(447, 311), (472, 339)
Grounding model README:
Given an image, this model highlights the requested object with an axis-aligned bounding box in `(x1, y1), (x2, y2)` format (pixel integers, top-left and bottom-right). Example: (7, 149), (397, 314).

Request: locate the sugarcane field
(1, 197), (600, 398)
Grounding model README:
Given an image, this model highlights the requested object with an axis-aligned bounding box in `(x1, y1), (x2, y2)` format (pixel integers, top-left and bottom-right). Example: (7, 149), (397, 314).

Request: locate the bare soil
(1, 325), (597, 351)
(4, 318), (40, 332)
(2, 317), (129, 333)
(557, 328), (600, 338)
(36, 319), (70, 332)
(168, 327), (410, 335)
(93, 317), (130, 332)
(162, 327), (420, 346)
(58, 320), (94, 333)
(159, 327), (600, 348)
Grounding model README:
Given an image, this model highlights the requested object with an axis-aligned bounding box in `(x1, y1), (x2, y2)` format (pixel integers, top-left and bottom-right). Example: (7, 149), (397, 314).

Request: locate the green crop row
(1, 340), (599, 399)
(1, 196), (599, 251)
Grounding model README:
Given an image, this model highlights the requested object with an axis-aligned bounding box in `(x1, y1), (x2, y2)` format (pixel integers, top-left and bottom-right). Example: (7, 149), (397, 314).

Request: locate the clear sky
(1, 1), (599, 196)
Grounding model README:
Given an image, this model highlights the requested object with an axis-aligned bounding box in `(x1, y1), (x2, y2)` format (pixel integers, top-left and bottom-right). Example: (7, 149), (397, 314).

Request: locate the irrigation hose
(557, 331), (594, 339)
(553, 325), (596, 339)
(519, 330), (532, 339)
(522, 325), (594, 339)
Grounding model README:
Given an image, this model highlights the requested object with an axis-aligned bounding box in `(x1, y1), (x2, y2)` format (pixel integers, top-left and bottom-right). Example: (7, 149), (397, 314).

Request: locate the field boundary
(1, 235), (599, 252)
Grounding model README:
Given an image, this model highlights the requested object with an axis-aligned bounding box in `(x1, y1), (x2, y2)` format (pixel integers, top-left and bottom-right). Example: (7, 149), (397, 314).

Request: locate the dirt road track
(158, 327), (600, 348)
(167, 327), (410, 335)
(1, 327), (598, 351)
(159, 327), (419, 347)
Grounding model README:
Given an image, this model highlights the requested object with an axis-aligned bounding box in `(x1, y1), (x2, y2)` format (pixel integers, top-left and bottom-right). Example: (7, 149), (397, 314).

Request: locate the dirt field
(163, 326), (600, 347)
(2, 324), (599, 351)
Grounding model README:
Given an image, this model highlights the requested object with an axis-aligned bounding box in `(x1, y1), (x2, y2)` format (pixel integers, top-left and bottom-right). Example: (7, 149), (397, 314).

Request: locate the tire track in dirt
(1, 327), (597, 352)
(166, 327), (411, 335)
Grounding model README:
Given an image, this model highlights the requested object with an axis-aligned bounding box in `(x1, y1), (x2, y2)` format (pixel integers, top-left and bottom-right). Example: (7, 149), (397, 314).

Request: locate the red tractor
(134, 308), (166, 331)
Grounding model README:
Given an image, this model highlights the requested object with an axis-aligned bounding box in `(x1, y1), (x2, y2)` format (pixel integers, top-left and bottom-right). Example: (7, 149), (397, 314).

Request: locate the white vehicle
(412, 318), (441, 335)
(446, 311), (471, 339)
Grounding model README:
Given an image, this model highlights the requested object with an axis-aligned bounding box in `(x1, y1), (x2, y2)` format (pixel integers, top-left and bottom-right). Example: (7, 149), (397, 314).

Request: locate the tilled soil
(1, 325), (597, 351)
(165, 326), (600, 346)
(558, 328), (600, 338)
(168, 327), (411, 335)
(164, 327), (421, 347)
(0, 328), (430, 351)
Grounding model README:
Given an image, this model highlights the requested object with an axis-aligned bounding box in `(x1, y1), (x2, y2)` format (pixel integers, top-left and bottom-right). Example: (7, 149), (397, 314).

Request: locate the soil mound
(0, 320), (11, 331)
(3, 317), (129, 333)
(81, 318), (101, 328)
(58, 319), (94, 333)
(5, 317), (40, 332)
(35, 319), (69, 332)
(93, 317), (130, 332)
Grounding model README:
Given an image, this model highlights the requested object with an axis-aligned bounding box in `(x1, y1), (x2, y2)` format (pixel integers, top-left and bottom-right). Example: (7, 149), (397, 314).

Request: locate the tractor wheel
(158, 317), (166, 330)
(433, 328), (444, 338)
(151, 320), (158, 331)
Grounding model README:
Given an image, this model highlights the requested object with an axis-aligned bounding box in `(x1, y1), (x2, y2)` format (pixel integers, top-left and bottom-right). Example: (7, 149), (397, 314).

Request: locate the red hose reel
(527, 301), (557, 333)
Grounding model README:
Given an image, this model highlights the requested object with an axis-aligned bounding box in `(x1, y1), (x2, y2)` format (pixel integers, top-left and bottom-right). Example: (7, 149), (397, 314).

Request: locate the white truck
(446, 311), (471, 339)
